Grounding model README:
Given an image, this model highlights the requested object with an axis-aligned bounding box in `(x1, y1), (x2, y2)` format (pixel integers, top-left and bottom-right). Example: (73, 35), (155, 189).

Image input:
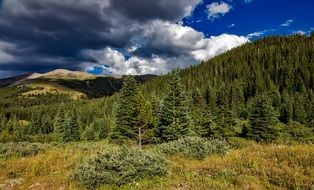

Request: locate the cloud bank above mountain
(0, 0), (249, 77)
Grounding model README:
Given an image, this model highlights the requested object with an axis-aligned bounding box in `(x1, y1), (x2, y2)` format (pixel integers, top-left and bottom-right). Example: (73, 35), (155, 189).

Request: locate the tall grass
(0, 141), (313, 189)
(0, 142), (52, 159)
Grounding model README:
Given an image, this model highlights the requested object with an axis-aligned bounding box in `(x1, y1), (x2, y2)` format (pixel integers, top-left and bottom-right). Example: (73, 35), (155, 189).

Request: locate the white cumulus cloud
(82, 47), (168, 75)
(82, 23), (249, 75)
(191, 34), (249, 61)
(207, 2), (232, 20)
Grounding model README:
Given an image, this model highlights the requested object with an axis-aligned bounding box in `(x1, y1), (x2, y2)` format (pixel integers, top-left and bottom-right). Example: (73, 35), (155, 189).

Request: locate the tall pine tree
(53, 105), (66, 142)
(190, 89), (213, 137)
(134, 91), (156, 147)
(111, 76), (139, 144)
(28, 111), (42, 135)
(247, 94), (279, 141)
(63, 107), (80, 142)
(94, 117), (110, 140)
(213, 85), (237, 138)
(156, 72), (191, 142)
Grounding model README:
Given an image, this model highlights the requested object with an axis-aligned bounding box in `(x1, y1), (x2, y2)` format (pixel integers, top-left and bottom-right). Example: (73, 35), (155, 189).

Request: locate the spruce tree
(53, 105), (66, 141)
(247, 94), (279, 141)
(40, 115), (53, 134)
(111, 75), (139, 143)
(214, 85), (237, 138)
(28, 111), (42, 135)
(156, 72), (191, 142)
(293, 93), (307, 124)
(13, 121), (26, 141)
(83, 123), (97, 141)
(190, 89), (212, 137)
(63, 107), (80, 142)
(94, 117), (109, 140)
(134, 91), (155, 147)
(150, 93), (162, 122)
(279, 91), (293, 124)
(62, 117), (71, 142)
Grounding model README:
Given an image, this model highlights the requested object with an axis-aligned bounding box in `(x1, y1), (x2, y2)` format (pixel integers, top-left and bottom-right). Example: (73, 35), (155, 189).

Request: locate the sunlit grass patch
(0, 142), (313, 189)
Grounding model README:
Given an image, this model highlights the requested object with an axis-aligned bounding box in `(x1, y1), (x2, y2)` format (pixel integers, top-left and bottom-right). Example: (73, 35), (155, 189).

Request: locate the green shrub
(0, 142), (51, 159)
(152, 137), (230, 160)
(72, 147), (168, 189)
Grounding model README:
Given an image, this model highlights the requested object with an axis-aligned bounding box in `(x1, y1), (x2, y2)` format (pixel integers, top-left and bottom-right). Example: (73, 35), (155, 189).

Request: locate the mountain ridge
(0, 69), (157, 97)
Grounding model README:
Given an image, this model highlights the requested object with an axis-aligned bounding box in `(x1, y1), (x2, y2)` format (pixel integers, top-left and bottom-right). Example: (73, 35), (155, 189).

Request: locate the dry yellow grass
(0, 142), (108, 190)
(119, 144), (314, 190)
(1, 149), (77, 189)
(0, 143), (313, 190)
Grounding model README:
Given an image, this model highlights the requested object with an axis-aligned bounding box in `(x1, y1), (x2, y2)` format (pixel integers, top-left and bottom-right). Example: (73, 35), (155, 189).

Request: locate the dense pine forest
(1, 34), (313, 144)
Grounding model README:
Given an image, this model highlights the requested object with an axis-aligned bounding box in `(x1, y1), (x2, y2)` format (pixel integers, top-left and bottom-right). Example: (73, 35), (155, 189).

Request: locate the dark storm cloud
(110, 0), (200, 22)
(0, 0), (202, 76)
(0, 0), (125, 56)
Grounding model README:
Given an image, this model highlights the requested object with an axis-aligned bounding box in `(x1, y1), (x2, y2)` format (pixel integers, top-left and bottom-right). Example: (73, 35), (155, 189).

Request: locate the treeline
(0, 100), (113, 142)
(0, 34), (313, 143)
(112, 73), (313, 146)
(0, 86), (115, 142)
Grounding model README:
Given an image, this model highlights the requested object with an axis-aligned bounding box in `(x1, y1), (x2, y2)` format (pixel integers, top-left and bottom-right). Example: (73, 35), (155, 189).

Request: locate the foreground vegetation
(0, 139), (313, 190)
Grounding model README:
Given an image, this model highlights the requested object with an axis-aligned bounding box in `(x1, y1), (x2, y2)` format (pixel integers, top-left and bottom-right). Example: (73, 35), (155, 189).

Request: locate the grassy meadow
(0, 139), (313, 190)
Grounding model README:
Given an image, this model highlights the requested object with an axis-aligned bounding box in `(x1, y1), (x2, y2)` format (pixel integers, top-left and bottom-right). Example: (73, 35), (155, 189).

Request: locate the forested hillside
(140, 34), (314, 138)
(0, 34), (313, 143)
(144, 35), (314, 96)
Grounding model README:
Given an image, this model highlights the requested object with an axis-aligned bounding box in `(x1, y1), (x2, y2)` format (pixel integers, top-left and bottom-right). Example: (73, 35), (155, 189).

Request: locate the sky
(0, 0), (313, 78)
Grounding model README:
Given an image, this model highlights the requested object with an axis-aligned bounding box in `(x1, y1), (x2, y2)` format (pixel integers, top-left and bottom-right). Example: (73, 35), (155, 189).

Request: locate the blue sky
(184, 0), (314, 38)
(0, 0), (313, 78)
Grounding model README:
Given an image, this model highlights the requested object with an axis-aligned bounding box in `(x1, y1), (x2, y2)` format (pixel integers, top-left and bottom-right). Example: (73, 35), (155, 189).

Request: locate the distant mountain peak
(27, 69), (97, 80)
(0, 69), (157, 97)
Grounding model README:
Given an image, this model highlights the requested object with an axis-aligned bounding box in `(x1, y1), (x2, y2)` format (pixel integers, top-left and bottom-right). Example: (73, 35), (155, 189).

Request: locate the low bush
(152, 137), (230, 160)
(72, 147), (168, 189)
(0, 142), (51, 159)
